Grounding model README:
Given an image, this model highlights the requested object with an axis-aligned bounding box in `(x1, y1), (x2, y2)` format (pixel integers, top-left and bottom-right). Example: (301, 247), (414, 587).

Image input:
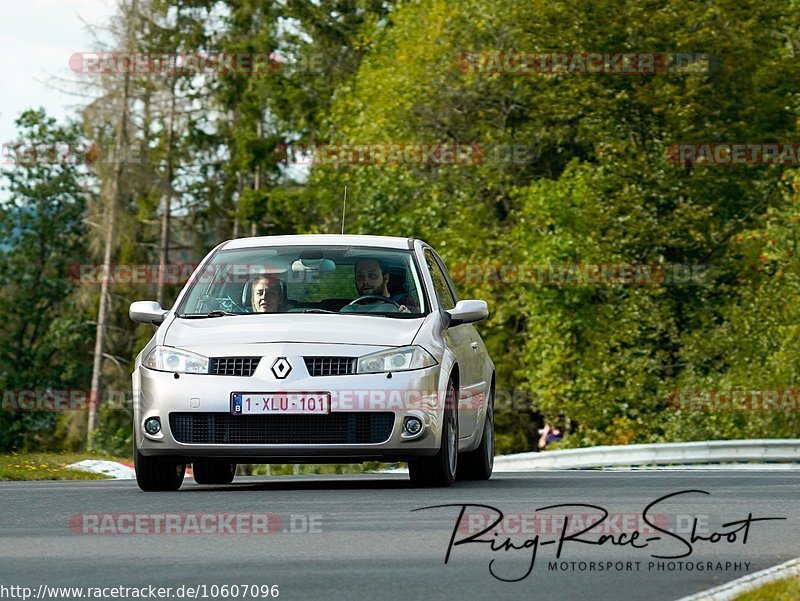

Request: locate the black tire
(457, 389), (494, 481)
(409, 379), (458, 487)
(134, 441), (186, 492)
(192, 461), (237, 485)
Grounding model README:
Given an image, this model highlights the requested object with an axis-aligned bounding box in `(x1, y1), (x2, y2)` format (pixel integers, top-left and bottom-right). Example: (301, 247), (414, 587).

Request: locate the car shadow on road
(182, 475), (413, 493)
(179, 473), (544, 493)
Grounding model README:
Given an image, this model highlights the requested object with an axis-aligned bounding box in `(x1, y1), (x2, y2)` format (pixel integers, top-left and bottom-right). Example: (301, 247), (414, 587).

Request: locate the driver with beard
(353, 258), (419, 313)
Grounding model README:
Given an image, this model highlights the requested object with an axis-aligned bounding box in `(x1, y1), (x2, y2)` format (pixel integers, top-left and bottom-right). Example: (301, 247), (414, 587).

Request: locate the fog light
(403, 417), (423, 435)
(144, 417), (161, 435)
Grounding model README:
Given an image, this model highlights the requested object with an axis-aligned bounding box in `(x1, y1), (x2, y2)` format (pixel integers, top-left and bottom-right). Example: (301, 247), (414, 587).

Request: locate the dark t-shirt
(390, 293), (420, 312)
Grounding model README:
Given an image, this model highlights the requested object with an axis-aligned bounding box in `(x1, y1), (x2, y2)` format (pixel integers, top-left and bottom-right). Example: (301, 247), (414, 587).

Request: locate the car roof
(221, 234), (417, 251)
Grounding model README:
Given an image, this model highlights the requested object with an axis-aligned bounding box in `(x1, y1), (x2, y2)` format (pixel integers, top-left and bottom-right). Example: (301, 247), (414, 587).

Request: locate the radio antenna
(341, 185), (348, 235)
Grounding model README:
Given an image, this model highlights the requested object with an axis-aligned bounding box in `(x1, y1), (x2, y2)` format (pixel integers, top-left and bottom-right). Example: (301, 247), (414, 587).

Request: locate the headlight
(144, 346), (209, 374)
(356, 346), (437, 374)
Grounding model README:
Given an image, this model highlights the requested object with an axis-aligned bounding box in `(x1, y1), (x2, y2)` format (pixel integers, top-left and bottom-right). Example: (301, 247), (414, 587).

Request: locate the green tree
(0, 109), (93, 450)
(305, 0), (800, 449)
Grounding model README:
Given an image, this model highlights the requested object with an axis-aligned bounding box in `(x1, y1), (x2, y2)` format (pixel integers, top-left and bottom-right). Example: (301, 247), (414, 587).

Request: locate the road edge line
(674, 557), (800, 601)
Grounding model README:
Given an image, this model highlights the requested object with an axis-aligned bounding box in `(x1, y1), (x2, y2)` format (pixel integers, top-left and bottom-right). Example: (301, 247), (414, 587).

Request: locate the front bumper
(133, 347), (445, 463)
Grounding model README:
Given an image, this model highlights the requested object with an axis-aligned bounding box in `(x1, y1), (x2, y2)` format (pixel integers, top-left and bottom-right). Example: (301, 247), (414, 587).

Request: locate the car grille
(209, 357), (261, 377)
(303, 356), (356, 376)
(169, 412), (395, 445)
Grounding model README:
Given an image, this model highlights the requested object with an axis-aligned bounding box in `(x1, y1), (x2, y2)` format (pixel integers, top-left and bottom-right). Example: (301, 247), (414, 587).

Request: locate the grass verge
(732, 574), (800, 600)
(0, 452), (127, 481)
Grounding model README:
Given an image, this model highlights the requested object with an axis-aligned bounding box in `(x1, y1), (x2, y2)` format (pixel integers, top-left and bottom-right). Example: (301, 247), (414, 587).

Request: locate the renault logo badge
(271, 357), (292, 379)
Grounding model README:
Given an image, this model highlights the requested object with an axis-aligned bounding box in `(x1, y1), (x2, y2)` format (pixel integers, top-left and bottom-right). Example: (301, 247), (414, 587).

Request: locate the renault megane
(130, 235), (495, 491)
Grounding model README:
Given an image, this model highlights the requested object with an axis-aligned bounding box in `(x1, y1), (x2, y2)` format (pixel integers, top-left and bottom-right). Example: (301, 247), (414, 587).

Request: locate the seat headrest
(385, 265), (408, 295)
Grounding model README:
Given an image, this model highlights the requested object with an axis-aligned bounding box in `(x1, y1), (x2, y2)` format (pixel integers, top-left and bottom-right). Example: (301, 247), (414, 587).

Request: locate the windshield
(175, 245), (427, 318)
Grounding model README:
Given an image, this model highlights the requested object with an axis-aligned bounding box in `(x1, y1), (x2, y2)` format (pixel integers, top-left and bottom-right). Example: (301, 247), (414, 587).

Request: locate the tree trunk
(157, 76), (177, 307)
(87, 0), (136, 445)
(251, 119), (263, 238)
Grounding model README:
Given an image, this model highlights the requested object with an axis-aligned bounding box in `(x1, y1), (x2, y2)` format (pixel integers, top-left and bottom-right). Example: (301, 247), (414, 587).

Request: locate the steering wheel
(216, 295), (247, 313)
(347, 294), (401, 308)
(198, 294), (246, 314)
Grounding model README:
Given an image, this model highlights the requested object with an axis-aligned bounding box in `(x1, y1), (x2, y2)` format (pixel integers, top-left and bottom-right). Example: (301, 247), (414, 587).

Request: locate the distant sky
(0, 0), (116, 146)
(0, 0), (309, 191)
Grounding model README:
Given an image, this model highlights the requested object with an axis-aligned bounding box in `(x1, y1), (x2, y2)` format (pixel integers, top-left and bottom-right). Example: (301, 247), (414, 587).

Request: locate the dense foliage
(2, 0), (799, 454)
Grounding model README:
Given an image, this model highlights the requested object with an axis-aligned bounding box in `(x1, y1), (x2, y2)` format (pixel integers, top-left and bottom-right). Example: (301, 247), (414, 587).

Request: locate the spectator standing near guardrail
(538, 424), (563, 449)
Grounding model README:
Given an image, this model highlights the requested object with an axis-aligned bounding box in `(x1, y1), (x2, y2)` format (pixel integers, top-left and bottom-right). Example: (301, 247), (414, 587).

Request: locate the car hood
(163, 313), (425, 348)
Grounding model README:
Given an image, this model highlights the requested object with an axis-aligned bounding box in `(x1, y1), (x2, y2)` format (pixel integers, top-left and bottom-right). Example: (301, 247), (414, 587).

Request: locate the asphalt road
(0, 471), (798, 601)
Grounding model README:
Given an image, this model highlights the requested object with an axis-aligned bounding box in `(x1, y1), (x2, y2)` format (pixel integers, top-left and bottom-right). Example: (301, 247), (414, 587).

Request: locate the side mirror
(130, 301), (168, 325)
(446, 300), (489, 327)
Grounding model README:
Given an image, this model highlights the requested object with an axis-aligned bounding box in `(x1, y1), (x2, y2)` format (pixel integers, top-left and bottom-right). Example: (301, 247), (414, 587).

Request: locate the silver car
(129, 235), (495, 491)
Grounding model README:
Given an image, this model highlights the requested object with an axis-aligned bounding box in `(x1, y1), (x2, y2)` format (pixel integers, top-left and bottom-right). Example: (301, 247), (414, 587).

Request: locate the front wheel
(134, 440), (186, 492)
(457, 390), (494, 481)
(192, 461), (236, 485)
(409, 379), (458, 487)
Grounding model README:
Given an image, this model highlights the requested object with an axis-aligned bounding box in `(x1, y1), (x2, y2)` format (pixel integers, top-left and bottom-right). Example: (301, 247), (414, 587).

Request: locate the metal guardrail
(493, 439), (800, 471)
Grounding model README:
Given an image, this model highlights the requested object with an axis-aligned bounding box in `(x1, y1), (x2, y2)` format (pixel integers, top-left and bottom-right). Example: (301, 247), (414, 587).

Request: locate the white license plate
(231, 392), (330, 415)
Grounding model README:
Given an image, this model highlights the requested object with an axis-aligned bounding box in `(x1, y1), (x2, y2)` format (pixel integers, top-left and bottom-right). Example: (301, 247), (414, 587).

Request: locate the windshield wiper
(179, 310), (245, 318)
(302, 309), (336, 314)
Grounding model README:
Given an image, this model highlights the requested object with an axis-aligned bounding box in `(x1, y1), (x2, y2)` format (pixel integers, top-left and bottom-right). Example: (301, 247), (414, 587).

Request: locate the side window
(424, 249), (456, 310)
